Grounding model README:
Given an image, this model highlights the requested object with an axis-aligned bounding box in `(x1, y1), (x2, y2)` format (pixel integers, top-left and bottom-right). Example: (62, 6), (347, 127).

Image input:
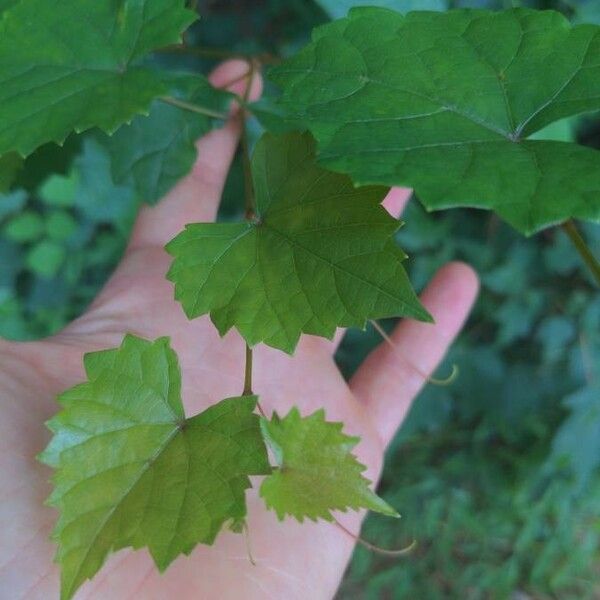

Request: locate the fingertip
(382, 187), (412, 218)
(423, 261), (479, 319)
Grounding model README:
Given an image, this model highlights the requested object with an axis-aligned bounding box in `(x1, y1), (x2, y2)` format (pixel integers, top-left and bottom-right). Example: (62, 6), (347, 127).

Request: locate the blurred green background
(2, 1), (600, 597)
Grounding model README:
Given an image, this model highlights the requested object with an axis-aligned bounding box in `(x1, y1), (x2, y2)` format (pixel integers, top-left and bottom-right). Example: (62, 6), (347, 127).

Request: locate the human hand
(0, 60), (478, 600)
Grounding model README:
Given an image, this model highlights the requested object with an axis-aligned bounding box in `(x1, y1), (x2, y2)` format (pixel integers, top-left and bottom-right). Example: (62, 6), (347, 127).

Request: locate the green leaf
(3, 209), (44, 242)
(73, 137), (139, 229)
(97, 74), (233, 204)
(26, 239), (66, 277)
(574, 0), (600, 25)
(166, 131), (429, 354)
(0, 0), (196, 157)
(316, 0), (445, 20)
(270, 8), (600, 235)
(0, 153), (22, 191)
(260, 407), (397, 521)
(39, 172), (78, 207)
(39, 335), (270, 600)
(0, 188), (27, 219)
(46, 210), (78, 242)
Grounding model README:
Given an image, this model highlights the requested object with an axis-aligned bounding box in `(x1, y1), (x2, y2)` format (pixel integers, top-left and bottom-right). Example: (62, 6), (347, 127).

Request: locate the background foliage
(2, 0), (600, 597)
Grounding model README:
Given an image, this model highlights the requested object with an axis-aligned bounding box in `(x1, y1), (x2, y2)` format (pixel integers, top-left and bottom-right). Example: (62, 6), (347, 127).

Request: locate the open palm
(0, 62), (478, 600)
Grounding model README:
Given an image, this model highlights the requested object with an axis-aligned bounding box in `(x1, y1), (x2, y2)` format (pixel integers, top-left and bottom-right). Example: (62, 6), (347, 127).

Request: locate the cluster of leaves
(1, 1), (411, 597)
(3, 0), (600, 598)
(39, 334), (395, 598)
(0, 139), (138, 339)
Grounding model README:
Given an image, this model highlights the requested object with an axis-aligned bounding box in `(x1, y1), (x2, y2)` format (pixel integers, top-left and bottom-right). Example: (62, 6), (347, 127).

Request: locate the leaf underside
(0, 0), (195, 158)
(260, 407), (398, 522)
(40, 335), (269, 600)
(270, 8), (600, 235)
(166, 131), (429, 354)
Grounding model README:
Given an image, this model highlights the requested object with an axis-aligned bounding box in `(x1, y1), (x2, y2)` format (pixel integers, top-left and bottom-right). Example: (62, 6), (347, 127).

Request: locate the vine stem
(334, 519), (417, 557)
(370, 320), (458, 386)
(562, 220), (600, 287)
(243, 344), (253, 396)
(158, 95), (228, 120)
(238, 60), (266, 420)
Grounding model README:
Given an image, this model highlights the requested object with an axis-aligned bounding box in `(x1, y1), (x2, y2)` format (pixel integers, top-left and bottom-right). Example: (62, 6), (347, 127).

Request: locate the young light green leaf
(166, 131), (429, 354)
(260, 408), (397, 522)
(39, 335), (269, 600)
(97, 74), (233, 204)
(0, 0), (196, 157)
(270, 8), (600, 235)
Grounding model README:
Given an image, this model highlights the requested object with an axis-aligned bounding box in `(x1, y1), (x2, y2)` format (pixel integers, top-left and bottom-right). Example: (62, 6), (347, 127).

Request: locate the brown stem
(158, 96), (228, 120)
(334, 519), (417, 557)
(562, 220), (600, 287)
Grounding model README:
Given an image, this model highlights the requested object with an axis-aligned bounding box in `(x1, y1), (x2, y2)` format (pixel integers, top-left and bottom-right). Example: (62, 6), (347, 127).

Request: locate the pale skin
(0, 61), (479, 600)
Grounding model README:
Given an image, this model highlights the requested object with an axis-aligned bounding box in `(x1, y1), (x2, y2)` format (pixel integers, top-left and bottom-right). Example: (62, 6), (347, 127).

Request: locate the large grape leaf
(260, 408), (397, 521)
(97, 74), (234, 204)
(39, 335), (269, 600)
(0, 0), (195, 157)
(166, 131), (429, 354)
(269, 8), (600, 235)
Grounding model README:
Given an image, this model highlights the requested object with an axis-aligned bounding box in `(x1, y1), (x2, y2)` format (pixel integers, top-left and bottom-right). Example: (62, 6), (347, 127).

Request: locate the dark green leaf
(548, 387), (600, 489)
(166, 131), (429, 354)
(270, 8), (600, 234)
(73, 138), (138, 229)
(0, 153), (22, 191)
(0, 0), (195, 157)
(40, 335), (270, 600)
(46, 210), (78, 242)
(39, 172), (78, 207)
(26, 239), (66, 277)
(0, 188), (27, 219)
(97, 74), (233, 204)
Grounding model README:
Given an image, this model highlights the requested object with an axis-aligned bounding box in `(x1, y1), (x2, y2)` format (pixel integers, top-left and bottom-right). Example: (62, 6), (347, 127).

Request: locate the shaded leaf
(270, 8), (600, 234)
(97, 74), (233, 204)
(26, 239), (66, 278)
(3, 209), (44, 242)
(166, 131), (428, 354)
(260, 407), (397, 521)
(39, 335), (269, 600)
(73, 138), (138, 229)
(0, 153), (22, 191)
(548, 386), (600, 490)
